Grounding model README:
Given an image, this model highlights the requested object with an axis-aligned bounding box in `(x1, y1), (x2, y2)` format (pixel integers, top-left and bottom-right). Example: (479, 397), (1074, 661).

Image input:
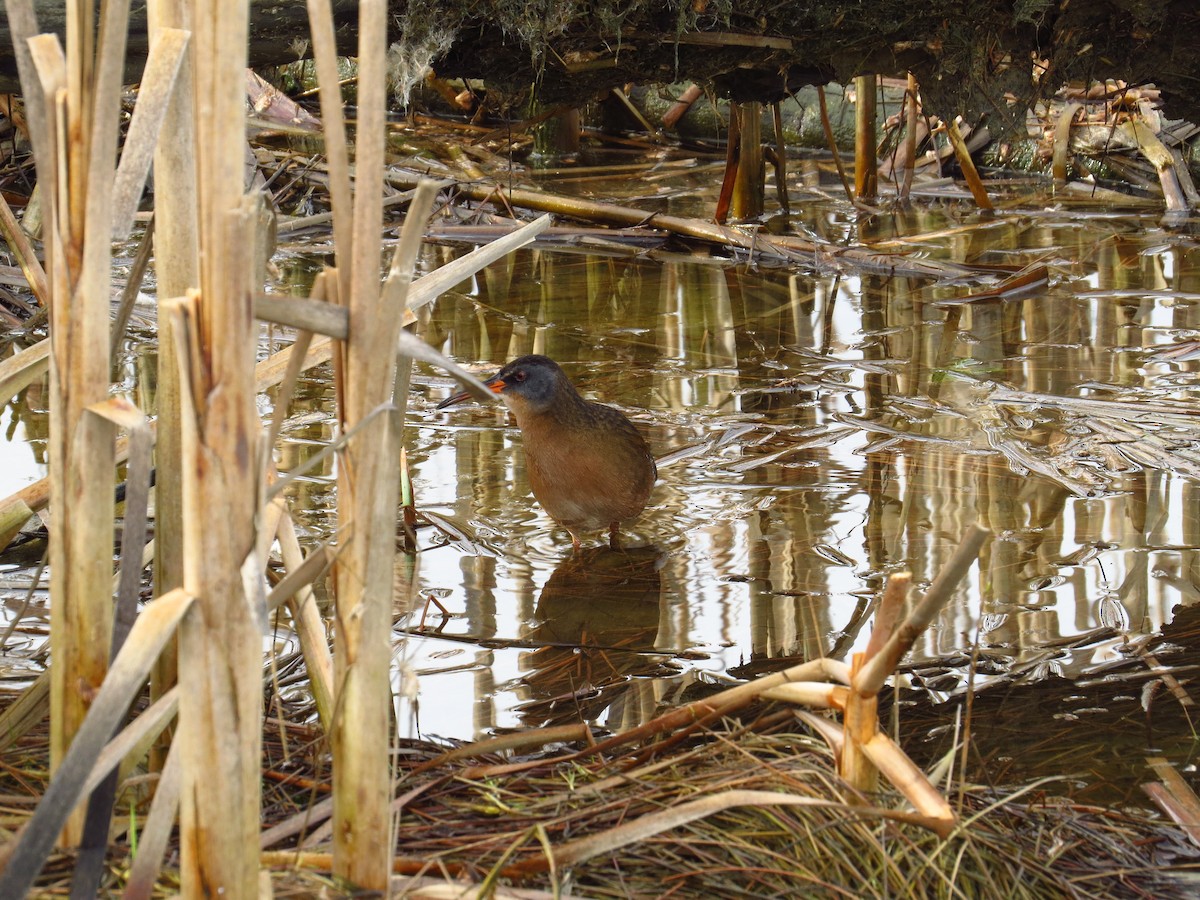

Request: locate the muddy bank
(2, 2), (1198, 127)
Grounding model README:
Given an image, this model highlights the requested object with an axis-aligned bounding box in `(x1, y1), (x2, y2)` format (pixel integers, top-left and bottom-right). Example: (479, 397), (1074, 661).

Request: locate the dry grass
(6, 697), (1195, 898)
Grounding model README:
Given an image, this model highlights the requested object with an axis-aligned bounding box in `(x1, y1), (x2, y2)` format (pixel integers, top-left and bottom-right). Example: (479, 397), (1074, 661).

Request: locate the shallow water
(5, 149), (1200, 787)
(268, 158), (1200, 753)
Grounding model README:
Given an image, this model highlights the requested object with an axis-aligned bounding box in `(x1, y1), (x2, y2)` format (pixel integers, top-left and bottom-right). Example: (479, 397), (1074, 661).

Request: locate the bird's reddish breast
(516, 403), (654, 532)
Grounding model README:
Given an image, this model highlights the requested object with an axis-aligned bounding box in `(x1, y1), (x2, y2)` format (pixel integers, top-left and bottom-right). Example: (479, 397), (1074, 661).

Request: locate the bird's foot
(608, 523), (621, 551)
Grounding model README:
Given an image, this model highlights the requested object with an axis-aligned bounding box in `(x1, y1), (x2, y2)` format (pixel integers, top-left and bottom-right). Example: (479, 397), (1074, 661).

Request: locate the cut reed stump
(854, 74), (878, 200)
(732, 100), (765, 221)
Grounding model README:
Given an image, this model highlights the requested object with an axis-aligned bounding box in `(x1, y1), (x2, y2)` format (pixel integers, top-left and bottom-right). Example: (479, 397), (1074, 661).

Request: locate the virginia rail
(437, 355), (656, 549)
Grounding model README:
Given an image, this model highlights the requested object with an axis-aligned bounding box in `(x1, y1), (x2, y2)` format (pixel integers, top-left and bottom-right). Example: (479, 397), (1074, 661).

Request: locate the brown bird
(437, 355), (657, 549)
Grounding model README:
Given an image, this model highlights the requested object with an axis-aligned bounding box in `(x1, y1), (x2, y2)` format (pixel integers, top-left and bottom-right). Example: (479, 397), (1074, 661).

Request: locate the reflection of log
(2, 1), (1198, 127)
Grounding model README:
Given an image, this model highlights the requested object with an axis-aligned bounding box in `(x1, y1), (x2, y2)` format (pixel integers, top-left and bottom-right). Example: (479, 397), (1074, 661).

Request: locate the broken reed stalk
(69, 399), (154, 896)
(901, 73), (919, 199)
(145, 0), (198, 778)
(305, 0), (354, 311)
(661, 83), (702, 130)
(1051, 101), (1081, 183)
(0, 191), (49, 305)
(756, 528), (985, 837)
(109, 25), (189, 242)
(732, 101), (765, 220)
(14, 0), (127, 845)
(327, 0), (434, 887)
(172, 0), (261, 894)
(840, 573), (909, 794)
(1119, 118), (1190, 211)
(386, 536), (982, 848)
(274, 506), (335, 727)
(816, 85), (853, 202)
(0, 590), (194, 898)
(771, 101), (789, 214)
(382, 170), (970, 279)
(854, 74), (878, 200)
(713, 99), (740, 224)
(945, 118), (993, 211)
(841, 651), (881, 793)
(856, 526), (991, 694)
(0, 234), (507, 553)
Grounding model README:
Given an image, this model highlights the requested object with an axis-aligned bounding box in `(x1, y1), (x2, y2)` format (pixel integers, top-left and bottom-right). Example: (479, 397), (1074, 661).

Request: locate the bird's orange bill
(436, 377), (505, 409)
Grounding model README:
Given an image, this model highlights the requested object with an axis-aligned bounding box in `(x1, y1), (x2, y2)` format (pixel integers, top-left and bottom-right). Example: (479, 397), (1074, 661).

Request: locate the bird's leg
(608, 522), (621, 551)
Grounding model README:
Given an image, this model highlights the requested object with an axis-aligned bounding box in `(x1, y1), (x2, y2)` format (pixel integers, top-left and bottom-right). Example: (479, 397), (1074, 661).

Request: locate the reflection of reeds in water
(419, 219), (1200, 717)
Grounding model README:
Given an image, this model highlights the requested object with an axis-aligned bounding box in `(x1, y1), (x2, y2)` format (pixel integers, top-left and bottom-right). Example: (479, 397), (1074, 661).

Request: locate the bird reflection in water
(517, 546), (669, 728)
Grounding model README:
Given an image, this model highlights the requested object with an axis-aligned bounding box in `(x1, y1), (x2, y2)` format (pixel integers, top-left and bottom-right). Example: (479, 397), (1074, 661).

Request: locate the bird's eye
(512, 370), (527, 383)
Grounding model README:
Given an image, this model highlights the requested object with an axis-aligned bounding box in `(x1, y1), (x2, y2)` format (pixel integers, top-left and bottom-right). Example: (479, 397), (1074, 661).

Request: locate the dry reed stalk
(1051, 101), (1081, 183)
(1143, 756), (1200, 847)
(839, 572), (910, 791)
(816, 86), (853, 202)
(0, 191), (50, 305)
(0, 328), (337, 530)
(864, 571), (908, 660)
(109, 26), (190, 241)
(304, 0), (354, 311)
(109, 216), (155, 366)
(327, 0), (435, 884)
(77, 685), (178, 800)
(383, 171), (970, 279)
(172, 0), (261, 894)
(255, 293), (348, 336)
(329, 169), (439, 879)
(756, 681), (849, 708)
(122, 743), (182, 900)
(854, 75), (878, 200)
(428, 657), (854, 780)
(0, 668), (50, 753)
(857, 527), (990, 694)
(0, 589), (194, 896)
(72, 397), (155, 893)
(402, 213), (551, 323)
(0, 496), (33, 548)
(1119, 119), (1190, 210)
(274, 509), (335, 727)
(900, 73), (919, 199)
(732, 101), (764, 220)
(19, 0), (131, 847)
(770, 101), (789, 214)
(0, 337), (50, 405)
(945, 118), (993, 210)
(859, 732), (955, 836)
(4, 0), (49, 167)
(841, 652), (880, 792)
(145, 0), (198, 777)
